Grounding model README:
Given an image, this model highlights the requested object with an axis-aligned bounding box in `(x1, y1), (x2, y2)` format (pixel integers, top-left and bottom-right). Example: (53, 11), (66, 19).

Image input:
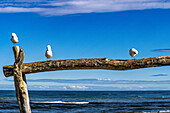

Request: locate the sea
(0, 90), (170, 113)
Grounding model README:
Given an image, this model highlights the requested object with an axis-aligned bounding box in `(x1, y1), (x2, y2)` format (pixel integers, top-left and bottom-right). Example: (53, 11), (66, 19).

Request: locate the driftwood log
(3, 56), (170, 77)
(13, 46), (31, 113)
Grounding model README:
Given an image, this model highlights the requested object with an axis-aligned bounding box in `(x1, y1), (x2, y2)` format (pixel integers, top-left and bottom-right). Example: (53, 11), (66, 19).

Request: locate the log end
(3, 65), (13, 77)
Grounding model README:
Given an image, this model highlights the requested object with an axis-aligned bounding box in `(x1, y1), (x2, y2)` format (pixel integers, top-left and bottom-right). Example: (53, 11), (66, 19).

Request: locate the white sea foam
(143, 110), (170, 113)
(158, 110), (170, 113)
(32, 101), (89, 104)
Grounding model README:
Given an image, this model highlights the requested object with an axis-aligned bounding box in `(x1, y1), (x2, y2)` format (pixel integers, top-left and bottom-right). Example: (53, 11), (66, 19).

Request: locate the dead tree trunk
(13, 46), (31, 113)
(3, 56), (170, 77)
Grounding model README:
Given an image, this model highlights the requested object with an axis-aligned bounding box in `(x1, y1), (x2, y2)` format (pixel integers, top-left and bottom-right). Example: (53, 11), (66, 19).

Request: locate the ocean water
(0, 91), (170, 113)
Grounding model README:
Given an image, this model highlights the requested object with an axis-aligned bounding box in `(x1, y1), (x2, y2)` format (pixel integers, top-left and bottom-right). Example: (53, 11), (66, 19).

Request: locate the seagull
(11, 33), (19, 44)
(45, 45), (53, 59)
(129, 48), (138, 59)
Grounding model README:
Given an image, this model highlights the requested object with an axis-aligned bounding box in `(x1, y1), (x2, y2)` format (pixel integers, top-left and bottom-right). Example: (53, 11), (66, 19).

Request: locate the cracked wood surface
(3, 56), (170, 77)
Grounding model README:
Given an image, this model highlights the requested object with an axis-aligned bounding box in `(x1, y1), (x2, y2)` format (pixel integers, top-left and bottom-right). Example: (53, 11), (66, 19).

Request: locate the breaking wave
(31, 101), (89, 104)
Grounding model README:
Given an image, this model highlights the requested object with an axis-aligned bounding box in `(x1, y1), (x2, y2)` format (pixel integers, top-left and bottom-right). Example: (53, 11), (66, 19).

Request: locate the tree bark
(3, 56), (170, 77)
(13, 46), (31, 113)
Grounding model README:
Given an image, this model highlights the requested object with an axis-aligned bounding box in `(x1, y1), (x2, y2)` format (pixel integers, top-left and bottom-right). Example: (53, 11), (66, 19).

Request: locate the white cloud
(63, 86), (67, 90)
(39, 85), (50, 89)
(0, 0), (170, 16)
(138, 86), (144, 88)
(98, 78), (112, 81)
(0, 7), (43, 13)
(69, 85), (88, 89)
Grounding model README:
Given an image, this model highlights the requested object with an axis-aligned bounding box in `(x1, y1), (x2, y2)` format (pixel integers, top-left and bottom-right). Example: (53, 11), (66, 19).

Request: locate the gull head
(11, 33), (18, 44)
(47, 45), (51, 50)
(129, 48), (138, 57)
(11, 33), (17, 37)
(131, 48), (138, 54)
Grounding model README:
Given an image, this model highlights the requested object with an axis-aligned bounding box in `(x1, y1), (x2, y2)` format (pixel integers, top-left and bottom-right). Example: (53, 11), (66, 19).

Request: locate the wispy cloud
(152, 49), (170, 52)
(28, 84), (89, 90)
(64, 85), (88, 90)
(0, 0), (170, 16)
(4, 78), (170, 90)
(152, 74), (168, 77)
(27, 84), (170, 90)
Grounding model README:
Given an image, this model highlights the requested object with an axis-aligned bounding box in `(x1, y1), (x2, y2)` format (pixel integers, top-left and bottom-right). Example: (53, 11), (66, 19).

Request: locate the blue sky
(0, 0), (170, 90)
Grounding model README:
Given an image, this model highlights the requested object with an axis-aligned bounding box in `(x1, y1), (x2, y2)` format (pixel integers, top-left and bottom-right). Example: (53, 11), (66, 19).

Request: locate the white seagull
(45, 45), (53, 59)
(129, 48), (138, 59)
(11, 33), (19, 44)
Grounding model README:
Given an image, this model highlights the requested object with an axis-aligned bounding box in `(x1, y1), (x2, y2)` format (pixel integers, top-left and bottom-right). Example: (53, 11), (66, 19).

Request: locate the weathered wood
(13, 47), (31, 113)
(22, 74), (27, 84)
(13, 46), (27, 84)
(3, 56), (170, 77)
(13, 46), (20, 59)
